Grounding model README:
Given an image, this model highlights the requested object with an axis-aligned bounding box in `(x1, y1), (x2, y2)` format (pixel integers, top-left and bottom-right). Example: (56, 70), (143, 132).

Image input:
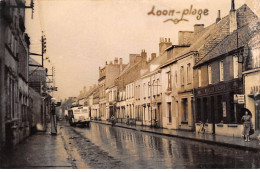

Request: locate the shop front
(245, 69), (260, 137)
(194, 78), (244, 137)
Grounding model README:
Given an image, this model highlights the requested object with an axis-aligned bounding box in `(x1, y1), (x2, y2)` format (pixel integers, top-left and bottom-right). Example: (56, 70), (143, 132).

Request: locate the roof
(160, 4), (257, 69)
(195, 22), (260, 67)
(195, 4), (260, 67)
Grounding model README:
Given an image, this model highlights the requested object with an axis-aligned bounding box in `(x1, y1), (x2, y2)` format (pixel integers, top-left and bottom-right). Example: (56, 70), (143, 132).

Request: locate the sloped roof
(160, 4), (257, 68)
(195, 4), (259, 66)
(195, 21), (260, 67)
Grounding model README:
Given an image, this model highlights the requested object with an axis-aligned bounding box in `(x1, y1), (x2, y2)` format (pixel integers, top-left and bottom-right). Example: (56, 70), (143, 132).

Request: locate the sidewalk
(0, 123), (73, 169)
(92, 120), (260, 152)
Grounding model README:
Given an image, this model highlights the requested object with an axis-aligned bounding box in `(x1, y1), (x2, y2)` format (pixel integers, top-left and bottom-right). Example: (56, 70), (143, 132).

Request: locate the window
(113, 90), (116, 101)
(182, 98), (188, 122)
(251, 47), (260, 68)
(208, 65), (212, 84)
(143, 83), (146, 98)
(148, 82), (151, 97)
(180, 66), (184, 85)
(126, 85), (128, 99)
(136, 86), (138, 99)
(153, 80), (156, 96)
(233, 56), (238, 78)
(9, 31), (17, 56)
(132, 84), (134, 98)
(219, 61), (224, 82)
(175, 71), (178, 84)
(138, 85), (140, 99)
(187, 63), (191, 84)
(198, 68), (201, 87)
(168, 102), (172, 123)
(157, 79), (160, 95)
(167, 71), (172, 91)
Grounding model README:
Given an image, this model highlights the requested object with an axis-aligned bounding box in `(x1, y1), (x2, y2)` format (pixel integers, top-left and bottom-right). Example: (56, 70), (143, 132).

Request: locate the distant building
(116, 50), (148, 123)
(98, 58), (126, 120)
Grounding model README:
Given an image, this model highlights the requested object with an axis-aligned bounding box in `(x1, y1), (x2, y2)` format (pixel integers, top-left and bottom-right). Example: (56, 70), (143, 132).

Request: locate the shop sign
(234, 94), (245, 104)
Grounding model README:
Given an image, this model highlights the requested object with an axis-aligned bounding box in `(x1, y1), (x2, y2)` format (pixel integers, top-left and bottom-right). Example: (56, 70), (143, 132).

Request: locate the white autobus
(68, 106), (91, 127)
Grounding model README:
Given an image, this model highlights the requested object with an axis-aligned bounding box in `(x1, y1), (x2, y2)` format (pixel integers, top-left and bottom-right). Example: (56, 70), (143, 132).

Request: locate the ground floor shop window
(203, 98), (208, 123)
(196, 98), (201, 122)
(181, 98), (188, 122)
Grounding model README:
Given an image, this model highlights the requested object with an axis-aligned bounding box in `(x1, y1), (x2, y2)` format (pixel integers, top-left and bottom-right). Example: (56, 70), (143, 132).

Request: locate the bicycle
(198, 121), (205, 134)
(151, 119), (159, 128)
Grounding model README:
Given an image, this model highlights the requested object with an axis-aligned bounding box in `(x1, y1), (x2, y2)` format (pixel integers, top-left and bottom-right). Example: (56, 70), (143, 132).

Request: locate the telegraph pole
(29, 33), (46, 67)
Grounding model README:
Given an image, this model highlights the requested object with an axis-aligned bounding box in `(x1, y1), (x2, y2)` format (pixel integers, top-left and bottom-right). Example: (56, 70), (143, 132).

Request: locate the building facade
(244, 31), (260, 138)
(98, 58), (125, 120)
(0, 0), (33, 148)
(193, 3), (259, 137)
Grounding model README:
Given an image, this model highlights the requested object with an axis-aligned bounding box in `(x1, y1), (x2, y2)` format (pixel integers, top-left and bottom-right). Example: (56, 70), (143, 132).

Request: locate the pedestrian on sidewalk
(241, 110), (253, 142)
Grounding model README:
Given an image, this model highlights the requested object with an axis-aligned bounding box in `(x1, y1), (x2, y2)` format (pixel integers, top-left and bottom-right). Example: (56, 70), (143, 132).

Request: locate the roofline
(165, 44), (190, 51)
(160, 51), (198, 69)
(193, 47), (244, 69)
(140, 68), (161, 79)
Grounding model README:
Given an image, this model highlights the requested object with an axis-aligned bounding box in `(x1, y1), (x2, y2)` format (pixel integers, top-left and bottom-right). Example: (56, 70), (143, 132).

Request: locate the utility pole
(29, 33), (46, 67)
(3, 0), (34, 19)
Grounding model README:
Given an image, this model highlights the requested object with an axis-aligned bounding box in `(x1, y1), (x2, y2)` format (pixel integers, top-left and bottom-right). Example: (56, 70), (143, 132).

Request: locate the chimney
(194, 24), (204, 34)
(151, 53), (156, 60)
(229, 0), (237, 33)
(159, 37), (172, 55)
(230, 0), (235, 12)
(216, 10), (221, 23)
(141, 49), (147, 58)
(178, 31), (193, 45)
(119, 58), (123, 65)
(114, 57), (118, 64)
(105, 61), (108, 65)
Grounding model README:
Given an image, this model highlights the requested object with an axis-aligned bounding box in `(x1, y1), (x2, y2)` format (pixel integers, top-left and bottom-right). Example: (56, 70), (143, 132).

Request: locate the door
(157, 103), (162, 127)
(256, 99), (260, 130)
(211, 96), (215, 134)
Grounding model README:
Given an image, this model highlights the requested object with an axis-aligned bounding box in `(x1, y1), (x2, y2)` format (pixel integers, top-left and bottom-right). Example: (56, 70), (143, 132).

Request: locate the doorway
(256, 99), (260, 130)
(211, 96), (215, 134)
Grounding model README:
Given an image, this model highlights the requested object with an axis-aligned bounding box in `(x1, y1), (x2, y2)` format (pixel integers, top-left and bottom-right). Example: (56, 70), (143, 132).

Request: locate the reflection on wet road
(73, 122), (260, 168)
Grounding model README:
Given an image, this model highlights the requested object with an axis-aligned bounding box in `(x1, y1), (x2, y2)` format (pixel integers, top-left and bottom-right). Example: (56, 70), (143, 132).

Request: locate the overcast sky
(25, 0), (259, 101)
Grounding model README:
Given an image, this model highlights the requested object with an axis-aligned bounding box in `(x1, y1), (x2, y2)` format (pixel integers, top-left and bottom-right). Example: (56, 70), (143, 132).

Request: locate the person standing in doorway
(241, 111), (252, 142)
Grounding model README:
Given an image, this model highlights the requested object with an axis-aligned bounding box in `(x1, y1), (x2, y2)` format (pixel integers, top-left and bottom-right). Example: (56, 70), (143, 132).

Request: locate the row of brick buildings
(73, 1), (260, 138)
(0, 0), (53, 149)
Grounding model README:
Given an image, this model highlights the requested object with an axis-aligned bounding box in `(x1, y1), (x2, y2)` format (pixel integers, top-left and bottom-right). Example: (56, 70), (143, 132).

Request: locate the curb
(91, 121), (260, 152)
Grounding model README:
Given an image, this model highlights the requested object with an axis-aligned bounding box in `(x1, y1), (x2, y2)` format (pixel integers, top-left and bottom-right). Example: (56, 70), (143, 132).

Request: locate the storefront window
(196, 98), (201, 122)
